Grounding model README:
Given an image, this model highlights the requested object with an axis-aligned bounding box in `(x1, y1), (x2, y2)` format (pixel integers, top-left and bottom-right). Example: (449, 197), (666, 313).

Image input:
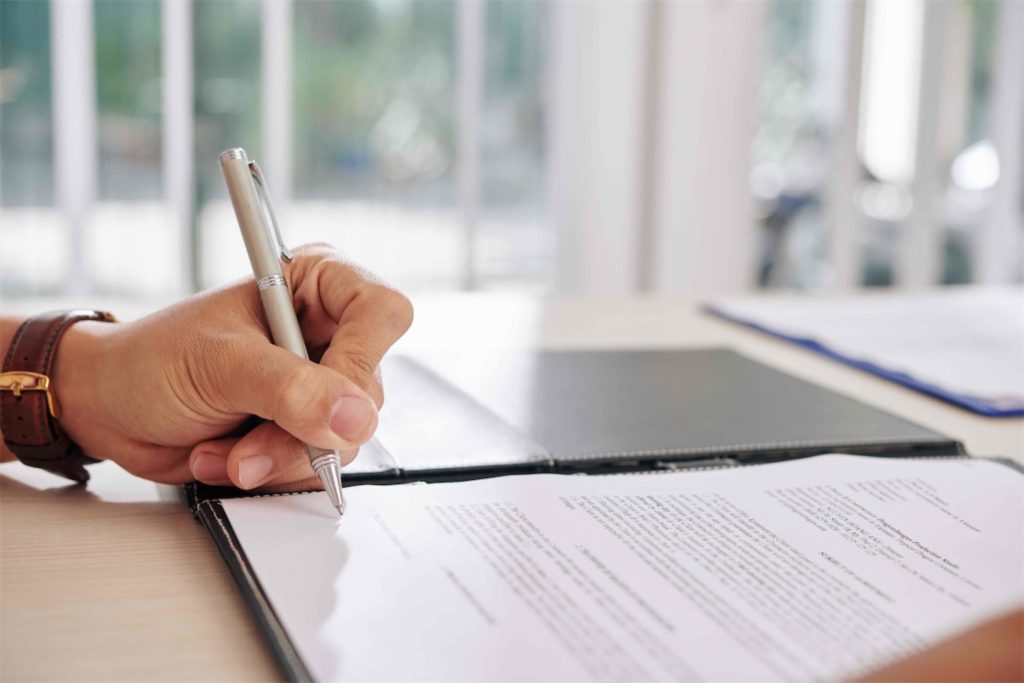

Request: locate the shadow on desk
(0, 471), (171, 507)
(0, 458), (181, 505)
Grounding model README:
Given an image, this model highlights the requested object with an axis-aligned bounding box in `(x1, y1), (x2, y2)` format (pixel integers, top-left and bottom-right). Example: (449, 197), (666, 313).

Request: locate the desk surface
(3, 294), (1022, 681)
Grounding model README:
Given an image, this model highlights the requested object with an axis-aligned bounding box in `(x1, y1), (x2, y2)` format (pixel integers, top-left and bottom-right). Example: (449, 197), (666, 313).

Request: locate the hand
(855, 607), (1023, 682)
(51, 243), (413, 490)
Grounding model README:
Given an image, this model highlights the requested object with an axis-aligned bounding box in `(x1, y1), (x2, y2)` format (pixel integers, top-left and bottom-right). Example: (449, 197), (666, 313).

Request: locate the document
(223, 455), (1023, 681)
(709, 287), (1024, 415)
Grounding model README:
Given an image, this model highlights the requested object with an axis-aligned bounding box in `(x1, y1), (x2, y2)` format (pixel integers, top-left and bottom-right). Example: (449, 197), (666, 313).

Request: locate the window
(0, 0), (551, 299)
(1, 0), (1019, 302)
(751, 0), (1014, 290)
(1, 0), (58, 295)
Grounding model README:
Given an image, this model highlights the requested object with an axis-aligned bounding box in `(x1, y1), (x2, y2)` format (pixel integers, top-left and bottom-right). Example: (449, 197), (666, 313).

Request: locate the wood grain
(0, 463), (277, 681)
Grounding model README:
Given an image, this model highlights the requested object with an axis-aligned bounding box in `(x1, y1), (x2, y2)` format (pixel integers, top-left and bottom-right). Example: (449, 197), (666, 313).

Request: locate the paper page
(711, 287), (1024, 409)
(223, 455), (1023, 682)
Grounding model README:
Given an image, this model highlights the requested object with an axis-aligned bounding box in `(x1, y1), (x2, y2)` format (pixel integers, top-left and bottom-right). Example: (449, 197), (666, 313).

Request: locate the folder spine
(195, 498), (313, 682)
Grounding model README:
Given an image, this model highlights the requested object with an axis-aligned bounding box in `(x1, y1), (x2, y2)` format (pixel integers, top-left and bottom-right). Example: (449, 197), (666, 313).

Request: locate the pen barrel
(264, 278), (337, 469)
(220, 148), (344, 495)
(220, 150), (284, 279)
(259, 280), (308, 359)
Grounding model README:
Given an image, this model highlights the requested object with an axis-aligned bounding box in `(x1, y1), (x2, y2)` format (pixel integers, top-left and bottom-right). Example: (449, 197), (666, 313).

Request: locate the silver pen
(218, 147), (345, 515)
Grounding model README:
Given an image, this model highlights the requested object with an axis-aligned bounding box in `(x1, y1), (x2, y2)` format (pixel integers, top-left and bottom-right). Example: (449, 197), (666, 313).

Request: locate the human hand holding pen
(0, 243), (413, 491)
(220, 147), (354, 512)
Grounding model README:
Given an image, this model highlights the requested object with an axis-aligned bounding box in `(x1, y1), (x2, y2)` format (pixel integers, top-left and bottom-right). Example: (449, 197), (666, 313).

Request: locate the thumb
(220, 343), (379, 452)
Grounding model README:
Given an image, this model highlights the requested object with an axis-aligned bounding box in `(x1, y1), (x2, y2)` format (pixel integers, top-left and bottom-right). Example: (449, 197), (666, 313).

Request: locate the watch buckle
(0, 371), (61, 419)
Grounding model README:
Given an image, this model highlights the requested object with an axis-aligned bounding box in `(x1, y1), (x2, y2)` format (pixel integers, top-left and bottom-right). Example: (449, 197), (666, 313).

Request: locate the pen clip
(248, 161), (293, 263)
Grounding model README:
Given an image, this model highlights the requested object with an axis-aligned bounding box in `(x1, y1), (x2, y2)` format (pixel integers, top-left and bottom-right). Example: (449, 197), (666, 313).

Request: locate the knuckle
(276, 364), (323, 425)
(347, 353), (377, 380)
(287, 243), (343, 284)
(293, 241), (336, 257)
(362, 283), (414, 332)
(387, 291), (415, 332)
(327, 350), (382, 404)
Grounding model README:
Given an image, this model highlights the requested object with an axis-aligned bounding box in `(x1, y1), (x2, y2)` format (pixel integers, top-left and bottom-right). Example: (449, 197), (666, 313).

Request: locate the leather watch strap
(1, 310), (116, 483)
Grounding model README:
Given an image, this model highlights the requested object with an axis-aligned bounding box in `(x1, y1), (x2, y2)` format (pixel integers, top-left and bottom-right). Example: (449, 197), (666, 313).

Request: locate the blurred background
(0, 0), (1021, 301)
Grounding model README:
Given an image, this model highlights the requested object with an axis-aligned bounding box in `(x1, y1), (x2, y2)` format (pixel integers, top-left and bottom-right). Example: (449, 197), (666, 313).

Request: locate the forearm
(0, 315), (28, 462)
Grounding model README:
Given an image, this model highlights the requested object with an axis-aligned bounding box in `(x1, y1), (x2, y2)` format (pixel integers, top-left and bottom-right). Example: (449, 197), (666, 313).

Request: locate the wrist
(52, 320), (120, 461)
(0, 316), (27, 462)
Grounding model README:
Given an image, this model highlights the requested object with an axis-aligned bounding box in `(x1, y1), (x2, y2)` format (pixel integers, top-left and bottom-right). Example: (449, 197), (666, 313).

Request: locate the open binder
(186, 348), (971, 680)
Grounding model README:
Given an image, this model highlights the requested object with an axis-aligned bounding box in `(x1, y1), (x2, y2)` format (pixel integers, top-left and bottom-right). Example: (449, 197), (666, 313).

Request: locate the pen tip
(335, 503), (345, 516)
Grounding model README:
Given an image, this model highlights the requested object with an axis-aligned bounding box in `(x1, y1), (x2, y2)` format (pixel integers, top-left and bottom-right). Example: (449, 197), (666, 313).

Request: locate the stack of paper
(708, 287), (1024, 416)
(223, 455), (1023, 681)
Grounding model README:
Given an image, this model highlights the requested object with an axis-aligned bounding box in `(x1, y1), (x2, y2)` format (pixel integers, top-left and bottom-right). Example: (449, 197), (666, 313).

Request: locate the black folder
(186, 348), (964, 680)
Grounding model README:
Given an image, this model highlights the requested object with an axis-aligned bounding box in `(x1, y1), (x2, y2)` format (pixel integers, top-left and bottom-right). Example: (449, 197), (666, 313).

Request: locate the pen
(218, 147), (346, 516)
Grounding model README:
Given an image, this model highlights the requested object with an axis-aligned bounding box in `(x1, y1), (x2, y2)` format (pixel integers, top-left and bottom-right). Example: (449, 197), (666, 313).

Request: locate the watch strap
(1, 309), (116, 483)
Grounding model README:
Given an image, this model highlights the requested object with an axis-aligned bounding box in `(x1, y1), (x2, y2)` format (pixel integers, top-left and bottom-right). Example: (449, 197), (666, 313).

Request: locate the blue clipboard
(706, 305), (1024, 418)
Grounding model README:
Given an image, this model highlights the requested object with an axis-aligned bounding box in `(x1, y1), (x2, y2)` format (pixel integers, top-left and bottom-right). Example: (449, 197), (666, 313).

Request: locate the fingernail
(238, 455), (274, 489)
(192, 452), (228, 482)
(329, 395), (377, 440)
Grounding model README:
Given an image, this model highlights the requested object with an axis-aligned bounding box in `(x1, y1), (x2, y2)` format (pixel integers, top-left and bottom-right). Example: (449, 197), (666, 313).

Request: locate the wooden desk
(3, 294), (1022, 680)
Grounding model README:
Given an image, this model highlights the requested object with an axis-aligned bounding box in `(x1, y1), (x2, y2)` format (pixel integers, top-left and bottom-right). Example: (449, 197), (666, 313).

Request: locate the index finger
(289, 245), (414, 403)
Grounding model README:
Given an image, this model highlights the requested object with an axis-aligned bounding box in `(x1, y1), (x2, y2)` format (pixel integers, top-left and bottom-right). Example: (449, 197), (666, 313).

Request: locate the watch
(0, 310), (117, 483)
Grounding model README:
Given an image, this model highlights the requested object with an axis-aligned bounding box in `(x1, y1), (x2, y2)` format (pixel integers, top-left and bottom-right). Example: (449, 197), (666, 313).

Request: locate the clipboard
(706, 294), (1024, 417)
(185, 348), (967, 679)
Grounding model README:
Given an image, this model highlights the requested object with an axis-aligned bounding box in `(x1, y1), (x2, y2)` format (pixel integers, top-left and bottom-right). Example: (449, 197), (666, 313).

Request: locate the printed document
(710, 287), (1024, 412)
(223, 455), (1023, 681)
